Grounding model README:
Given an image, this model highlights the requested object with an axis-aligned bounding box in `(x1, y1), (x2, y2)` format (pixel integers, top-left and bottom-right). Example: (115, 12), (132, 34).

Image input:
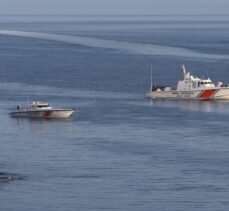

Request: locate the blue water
(1, 15), (229, 210)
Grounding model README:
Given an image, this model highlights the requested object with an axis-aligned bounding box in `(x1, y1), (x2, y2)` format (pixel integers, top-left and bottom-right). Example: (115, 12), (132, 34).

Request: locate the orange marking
(197, 89), (218, 99)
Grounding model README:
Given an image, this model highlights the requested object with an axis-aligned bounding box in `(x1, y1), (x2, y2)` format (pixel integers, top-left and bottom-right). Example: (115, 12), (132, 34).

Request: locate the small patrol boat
(10, 101), (74, 119)
(147, 65), (229, 100)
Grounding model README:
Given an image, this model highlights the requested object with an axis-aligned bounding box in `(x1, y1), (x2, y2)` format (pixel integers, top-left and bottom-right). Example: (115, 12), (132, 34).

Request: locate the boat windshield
(200, 82), (213, 84)
(36, 105), (50, 108)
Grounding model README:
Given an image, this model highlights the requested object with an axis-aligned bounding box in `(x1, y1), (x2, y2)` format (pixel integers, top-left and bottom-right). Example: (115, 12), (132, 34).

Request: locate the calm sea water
(0, 16), (229, 211)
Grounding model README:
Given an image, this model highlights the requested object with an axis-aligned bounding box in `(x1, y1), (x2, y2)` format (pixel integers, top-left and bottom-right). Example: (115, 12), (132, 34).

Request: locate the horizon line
(1, 14), (229, 17)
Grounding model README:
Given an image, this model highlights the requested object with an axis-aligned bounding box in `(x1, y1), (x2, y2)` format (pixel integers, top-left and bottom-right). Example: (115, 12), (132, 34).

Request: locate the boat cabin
(177, 66), (215, 91)
(29, 102), (52, 110)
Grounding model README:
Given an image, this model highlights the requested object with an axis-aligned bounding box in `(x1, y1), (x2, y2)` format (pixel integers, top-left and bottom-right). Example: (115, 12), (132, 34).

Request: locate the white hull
(10, 109), (74, 119)
(147, 87), (229, 100)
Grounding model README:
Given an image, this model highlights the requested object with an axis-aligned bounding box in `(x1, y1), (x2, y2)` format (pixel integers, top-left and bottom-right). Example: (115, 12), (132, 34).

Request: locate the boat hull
(10, 109), (74, 119)
(147, 88), (229, 100)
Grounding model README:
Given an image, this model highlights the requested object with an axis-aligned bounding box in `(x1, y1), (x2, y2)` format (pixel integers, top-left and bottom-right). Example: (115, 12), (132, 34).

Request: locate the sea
(0, 15), (229, 211)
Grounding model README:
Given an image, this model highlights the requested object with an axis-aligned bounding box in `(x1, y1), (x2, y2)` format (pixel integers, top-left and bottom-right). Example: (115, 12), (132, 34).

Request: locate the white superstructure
(10, 101), (74, 119)
(147, 65), (229, 100)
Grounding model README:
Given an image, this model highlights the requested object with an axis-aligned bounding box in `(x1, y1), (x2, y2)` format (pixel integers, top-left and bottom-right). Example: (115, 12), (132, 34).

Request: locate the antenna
(181, 64), (186, 75)
(27, 96), (30, 107)
(206, 69), (210, 79)
(150, 64), (153, 91)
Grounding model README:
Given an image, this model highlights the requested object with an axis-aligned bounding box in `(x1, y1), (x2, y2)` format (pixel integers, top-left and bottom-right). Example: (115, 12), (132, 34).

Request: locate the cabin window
(37, 105), (49, 108)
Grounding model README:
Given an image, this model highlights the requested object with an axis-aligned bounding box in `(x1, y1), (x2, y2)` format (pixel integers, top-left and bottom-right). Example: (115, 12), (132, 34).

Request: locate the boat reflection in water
(149, 99), (229, 113)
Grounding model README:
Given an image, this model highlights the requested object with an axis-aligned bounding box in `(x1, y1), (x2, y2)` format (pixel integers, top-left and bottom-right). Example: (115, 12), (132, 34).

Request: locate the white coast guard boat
(10, 101), (74, 119)
(147, 65), (229, 100)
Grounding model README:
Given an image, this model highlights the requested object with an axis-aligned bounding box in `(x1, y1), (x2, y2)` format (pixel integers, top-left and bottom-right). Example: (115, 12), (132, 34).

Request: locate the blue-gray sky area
(0, 0), (229, 15)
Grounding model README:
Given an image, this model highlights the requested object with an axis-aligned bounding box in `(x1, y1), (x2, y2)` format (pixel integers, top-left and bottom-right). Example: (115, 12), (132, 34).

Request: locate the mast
(150, 65), (153, 91)
(181, 64), (186, 77)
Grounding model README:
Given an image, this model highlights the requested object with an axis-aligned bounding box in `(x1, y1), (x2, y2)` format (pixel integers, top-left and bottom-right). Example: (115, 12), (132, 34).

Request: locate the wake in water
(0, 30), (229, 60)
(0, 82), (141, 100)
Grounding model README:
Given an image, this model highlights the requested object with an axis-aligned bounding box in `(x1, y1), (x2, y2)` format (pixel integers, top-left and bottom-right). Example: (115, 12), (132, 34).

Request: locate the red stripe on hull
(197, 89), (218, 99)
(43, 111), (52, 118)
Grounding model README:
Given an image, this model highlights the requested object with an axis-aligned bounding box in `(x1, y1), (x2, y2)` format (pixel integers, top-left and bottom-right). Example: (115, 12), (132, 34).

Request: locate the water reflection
(150, 99), (229, 113)
(179, 100), (229, 113)
(11, 117), (74, 135)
